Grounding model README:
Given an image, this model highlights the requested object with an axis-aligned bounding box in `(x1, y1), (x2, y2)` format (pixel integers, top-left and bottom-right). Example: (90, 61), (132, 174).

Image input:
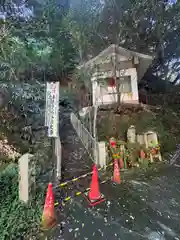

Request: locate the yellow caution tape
(56, 162), (113, 189)
(54, 179), (109, 207)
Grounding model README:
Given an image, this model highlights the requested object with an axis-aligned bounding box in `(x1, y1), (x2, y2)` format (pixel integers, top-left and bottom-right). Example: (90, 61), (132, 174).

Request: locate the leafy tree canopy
(0, 0), (179, 86)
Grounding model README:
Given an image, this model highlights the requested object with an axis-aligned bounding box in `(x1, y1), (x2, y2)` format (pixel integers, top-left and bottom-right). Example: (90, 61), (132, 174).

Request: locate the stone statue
(127, 125), (136, 143)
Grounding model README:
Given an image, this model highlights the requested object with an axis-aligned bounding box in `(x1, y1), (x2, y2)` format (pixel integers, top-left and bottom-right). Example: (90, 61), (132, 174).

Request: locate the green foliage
(97, 105), (180, 156)
(0, 135), (52, 239)
(1, 0), (180, 84)
(0, 164), (44, 239)
(0, 80), (46, 155)
(0, 0), (180, 238)
(0, 0), (77, 82)
(0, 23), (28, 81)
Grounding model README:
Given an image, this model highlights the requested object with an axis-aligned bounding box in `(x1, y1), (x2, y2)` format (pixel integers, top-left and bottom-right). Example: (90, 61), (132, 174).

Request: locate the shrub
(0, 161), (46, 239)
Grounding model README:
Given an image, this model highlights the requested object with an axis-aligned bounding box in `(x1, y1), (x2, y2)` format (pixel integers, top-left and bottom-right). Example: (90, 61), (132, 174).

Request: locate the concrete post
(97, 141), (106, 168)
(55, 136), (61, 180)
(18, 153), (34, 203)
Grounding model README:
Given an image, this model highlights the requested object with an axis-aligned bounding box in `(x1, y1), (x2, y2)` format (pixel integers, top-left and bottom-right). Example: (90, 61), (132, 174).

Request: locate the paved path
(58, 108), (92, 180)
(51, 108), (93, 239)
(51, 108), (180, 240)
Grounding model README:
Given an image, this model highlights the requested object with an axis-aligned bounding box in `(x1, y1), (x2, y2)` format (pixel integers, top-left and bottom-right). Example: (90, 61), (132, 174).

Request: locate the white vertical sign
(45, 82), (59, 137)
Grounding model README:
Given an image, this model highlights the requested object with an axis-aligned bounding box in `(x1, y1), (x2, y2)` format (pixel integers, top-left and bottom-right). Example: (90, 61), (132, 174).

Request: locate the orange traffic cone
(83, 164), (105, 207)
(42, 183), (56, 231)
(112, 159), (121, 184)
(89, 165), (102, 200)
